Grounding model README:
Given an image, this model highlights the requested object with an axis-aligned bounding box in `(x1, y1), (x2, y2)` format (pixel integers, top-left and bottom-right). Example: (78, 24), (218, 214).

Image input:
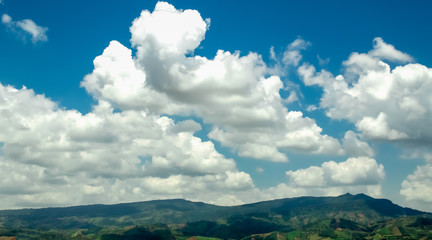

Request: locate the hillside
(0, 193), (431, 239)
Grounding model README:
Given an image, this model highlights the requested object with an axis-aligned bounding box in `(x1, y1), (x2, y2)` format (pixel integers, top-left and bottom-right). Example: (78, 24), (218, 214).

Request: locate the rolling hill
(0, 193), (431, 239)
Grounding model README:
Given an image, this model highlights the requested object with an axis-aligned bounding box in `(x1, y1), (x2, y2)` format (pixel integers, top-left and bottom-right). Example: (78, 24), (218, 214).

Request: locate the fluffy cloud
(298, 38), (432, 145)
(400, 164), (432, 204)
(279, 157), (385, 197)
(0, 2), (399, 209)
(0, 1), (346, 209)
(0, 82), (254, 208)
(82, 2), (343, 162)
(82, 40), (185, 115)
(400, 152), (432, 207)
(286, 157), (384, 187)
(130, 1), (209, 57)
(2, 13), (48, 43)
(256, 157), (384, 201)
(341, 131), (374, 157)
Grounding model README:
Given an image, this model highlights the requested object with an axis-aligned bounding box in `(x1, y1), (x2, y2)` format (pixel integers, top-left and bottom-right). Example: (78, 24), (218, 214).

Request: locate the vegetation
(0, 194), (431, 239)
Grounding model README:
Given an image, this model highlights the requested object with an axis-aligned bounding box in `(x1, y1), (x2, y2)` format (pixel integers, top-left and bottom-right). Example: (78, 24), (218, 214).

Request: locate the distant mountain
(0, 193), (428, 231)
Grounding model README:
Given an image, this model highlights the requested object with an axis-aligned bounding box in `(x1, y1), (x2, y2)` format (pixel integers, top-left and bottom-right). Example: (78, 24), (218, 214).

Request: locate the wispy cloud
(2, 13), (48, 43)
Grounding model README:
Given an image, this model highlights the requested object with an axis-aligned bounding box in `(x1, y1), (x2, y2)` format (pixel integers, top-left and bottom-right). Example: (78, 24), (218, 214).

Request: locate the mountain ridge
(1, 193), (432, 239)
(0, 193), (429, 228)
(1, 193), (425, 213)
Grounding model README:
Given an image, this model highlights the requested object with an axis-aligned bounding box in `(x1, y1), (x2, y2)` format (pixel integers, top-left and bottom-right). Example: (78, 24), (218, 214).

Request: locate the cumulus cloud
(400, 164), (432, 204)
(130, 1), (209, 57)
(265, 157), (386, 199)
(341, 131), (374, 157)
(0, 2), (396, 209)
(399, 151), (432, 209)
(82, 2), (343, 162)
(298, 38), (432, 145)
(0, 1), (346, 209)
(2, 13), (48, 43)
(0, 82), (255, 208)
(286, 157), (384, 187)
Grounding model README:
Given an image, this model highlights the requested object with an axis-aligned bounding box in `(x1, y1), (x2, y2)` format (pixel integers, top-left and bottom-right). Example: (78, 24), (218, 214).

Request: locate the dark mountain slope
(0, 193), (429, 230)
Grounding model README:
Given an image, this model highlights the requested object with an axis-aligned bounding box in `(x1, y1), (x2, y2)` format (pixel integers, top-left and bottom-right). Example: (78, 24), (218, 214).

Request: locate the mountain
(0, 193), (431, 239)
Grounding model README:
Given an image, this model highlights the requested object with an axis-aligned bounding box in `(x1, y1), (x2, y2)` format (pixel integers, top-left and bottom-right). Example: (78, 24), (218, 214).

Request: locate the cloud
(356, 113), (408, 140)
(400, 164), (432, 204)
(257, 157), (385, 201)
(317, 55), (330, 66)
(306, 105), (318, 112)
(298, 38), (432, 145)
(286, 157), (384, 187)
(130, 1), (209, 57)
(0, 1), (346, 209)
(82, 2), (343, 162)
(268, 38), (310, 77)
(341, 131), (374, 157)
(1, 2), (403, 210)
(369, 37), (414, 63)
(260, 183), (383, 202)
(1, 13), (48, 43)
(82, 40), (183, 114)
(1, 14), (11, 24)
(282, 38), (310, 67)
(0, 82), (255, 208)
(399, 150), (432, 209)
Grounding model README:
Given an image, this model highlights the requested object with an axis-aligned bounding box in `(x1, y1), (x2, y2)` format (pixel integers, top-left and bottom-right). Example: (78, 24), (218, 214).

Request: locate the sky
(1, 0), (432, 212)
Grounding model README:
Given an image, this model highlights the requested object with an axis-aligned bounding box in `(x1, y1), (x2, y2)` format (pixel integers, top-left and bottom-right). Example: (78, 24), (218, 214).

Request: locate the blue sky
(1, 0), (432, 212)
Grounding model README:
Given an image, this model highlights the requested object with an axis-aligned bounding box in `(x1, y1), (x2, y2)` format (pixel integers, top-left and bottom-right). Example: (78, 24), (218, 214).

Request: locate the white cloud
(400, 164), (432, 204)
(2, 14), (11, 24)
(82, 2), (343, 162)
(82, 40), (185, 114)
(286, 157), (384, 187)
(306, 105), (318, 112)
(268, 38), (310, 77)
(356, 113), (408, 140)
(0, 1), (347, 209)
(287, 166), (325, 187)
(0, 82), (256, 208)
(3, 2), (405, 210)
(369, 37), (414, 63)
(282, 38), (310, 67)
(1, 13), (48, 43)
(255, 157), (385, 200)
(130, 1), (208, 57)
(298, 38), (432, 144)
(297, 63), (334, 86)
(341, 130), (374, 157)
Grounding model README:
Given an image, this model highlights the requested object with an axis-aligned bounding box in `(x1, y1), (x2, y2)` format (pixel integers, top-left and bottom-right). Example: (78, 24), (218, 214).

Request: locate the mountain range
(0, 193), (431, 239)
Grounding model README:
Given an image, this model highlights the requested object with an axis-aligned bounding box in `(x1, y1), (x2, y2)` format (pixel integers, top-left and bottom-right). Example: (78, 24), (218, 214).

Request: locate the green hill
(0, 193), (430, 239)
